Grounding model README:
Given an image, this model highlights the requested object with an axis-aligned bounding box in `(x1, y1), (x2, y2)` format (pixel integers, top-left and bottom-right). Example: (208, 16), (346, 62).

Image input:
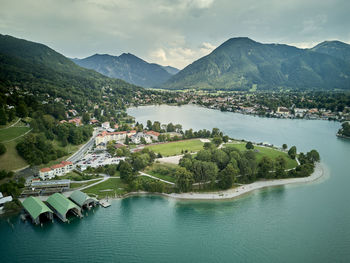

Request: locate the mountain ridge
(72, 53), (179, 88)
(161, 37), (350, 91)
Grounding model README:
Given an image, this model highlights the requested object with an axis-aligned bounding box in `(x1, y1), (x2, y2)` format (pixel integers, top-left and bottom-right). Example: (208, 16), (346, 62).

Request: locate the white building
(39, 161), (74, 180)
(101, 122), (110, 130)
(95, 130), (136, 145)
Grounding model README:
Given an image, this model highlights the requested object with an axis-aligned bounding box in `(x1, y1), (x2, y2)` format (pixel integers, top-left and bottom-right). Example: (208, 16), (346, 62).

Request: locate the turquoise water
(1, 104), (350, 262)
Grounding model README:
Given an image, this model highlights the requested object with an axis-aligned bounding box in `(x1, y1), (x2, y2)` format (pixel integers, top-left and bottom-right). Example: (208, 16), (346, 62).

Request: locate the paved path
(0, 118), (21, 130)
(2, 128), (32, 143)
(139, 171), (175, 185)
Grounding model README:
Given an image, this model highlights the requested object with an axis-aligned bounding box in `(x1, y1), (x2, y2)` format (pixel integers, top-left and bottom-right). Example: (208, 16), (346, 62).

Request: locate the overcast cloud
(0, 0), (349, 69)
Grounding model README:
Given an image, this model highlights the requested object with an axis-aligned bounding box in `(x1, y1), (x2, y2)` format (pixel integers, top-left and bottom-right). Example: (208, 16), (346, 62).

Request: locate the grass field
(225, 143), (298, 169)
(82, 178), (128, 199)
(0, 126), (32, 171)
(144, 163), (177, 183)
(0, 127), (30, 142)
(0, 140), (28, 171)
(70, 179), (103, 189)
(145, 139), (204, 157)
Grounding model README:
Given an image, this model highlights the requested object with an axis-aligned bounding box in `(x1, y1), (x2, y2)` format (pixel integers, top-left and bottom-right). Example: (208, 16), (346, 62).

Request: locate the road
(67, 128), (101, 163)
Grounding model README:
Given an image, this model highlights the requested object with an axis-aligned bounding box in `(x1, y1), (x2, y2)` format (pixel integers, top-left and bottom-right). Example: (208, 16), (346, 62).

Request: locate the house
(145, 131), (160, 140)
(130, 132), (152, 144)
(101, 122), (110, 129)
(68, 109), (78, 116)
(90, 119), (99, 125)
(277, 107), (290, 115)
(0, 192), (13, 211)
(39, 161), (74, 180)
(68, 118), (82, 126)
(95, 130), (136, 145)
(294, 108), (308, 118)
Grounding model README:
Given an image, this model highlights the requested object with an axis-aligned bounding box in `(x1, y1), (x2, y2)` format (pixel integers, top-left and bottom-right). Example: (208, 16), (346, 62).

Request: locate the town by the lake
(1, 1), (350, 262)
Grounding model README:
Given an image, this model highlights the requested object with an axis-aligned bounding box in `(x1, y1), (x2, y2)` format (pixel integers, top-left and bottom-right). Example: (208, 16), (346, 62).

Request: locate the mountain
(72, 53), (177, 88)
(162, 37), (350, 91)
(0, 34), (139, 103)
(310, 40), (350, 62)
(162, 65), (180, 75)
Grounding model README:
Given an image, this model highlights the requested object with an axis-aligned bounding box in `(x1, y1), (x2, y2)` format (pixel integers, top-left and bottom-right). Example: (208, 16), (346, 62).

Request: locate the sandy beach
(162, 162), (325, 200)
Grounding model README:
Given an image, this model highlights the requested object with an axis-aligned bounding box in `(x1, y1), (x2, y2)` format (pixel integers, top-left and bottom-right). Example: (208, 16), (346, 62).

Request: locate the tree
(306, 150), (320, 163)
(275, 155), (287, 178)
(140, 137), (147, 145)
(82, 112), (90, 124)
(0, 107), (7, 125)
(246, 141), (254, 150)
(212, 136), (223, 146)
(166, 123), (175, 132)
(192, 161), (218, 188)
(147, 120), (152, 130)
(16, 102), (28, 118)
(196, 149), (212, 162)
(175, 167), (194, 192)
(119, 161), (134, 182)
(257, 156), (274, 178)
(0, 143), (6, 155)
(288, 146), (297, 159)
(218, 164), (237, 189)
(282, 144), (288, 150)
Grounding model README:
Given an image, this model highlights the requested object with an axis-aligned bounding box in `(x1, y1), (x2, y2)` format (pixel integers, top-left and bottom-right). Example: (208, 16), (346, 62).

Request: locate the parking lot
(75, 151), (125, 170)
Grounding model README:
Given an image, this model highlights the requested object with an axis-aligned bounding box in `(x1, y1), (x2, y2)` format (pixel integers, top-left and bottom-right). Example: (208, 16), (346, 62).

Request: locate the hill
(72, 53), (177, 88)
(0, 34), (140, 104)
(162, 37), (350, 91)
(310, 40), (350, 62)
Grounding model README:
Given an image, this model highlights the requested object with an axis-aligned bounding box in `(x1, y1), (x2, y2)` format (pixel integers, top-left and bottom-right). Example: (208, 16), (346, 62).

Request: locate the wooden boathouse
(22, 197), (53, 225)
(46, 193), (82, 222)
(69, 190), (98, 209)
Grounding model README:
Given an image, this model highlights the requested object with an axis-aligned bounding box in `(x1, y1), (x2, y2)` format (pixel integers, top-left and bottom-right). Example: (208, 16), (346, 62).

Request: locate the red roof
(97, 131), (128, 137)
(61, 161), (72, 166)
(146, 131), (160, 137)
(51, 164), (65, 169)
(40, 167), (51, 172)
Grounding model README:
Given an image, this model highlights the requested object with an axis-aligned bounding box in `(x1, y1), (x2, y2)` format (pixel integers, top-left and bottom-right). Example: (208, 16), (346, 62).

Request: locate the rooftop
(22, 196), (53, 220)
(46, 193), (79, 216)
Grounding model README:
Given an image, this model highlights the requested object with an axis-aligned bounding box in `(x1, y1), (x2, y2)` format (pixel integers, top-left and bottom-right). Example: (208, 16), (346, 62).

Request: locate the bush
(0, 143), (6, 155)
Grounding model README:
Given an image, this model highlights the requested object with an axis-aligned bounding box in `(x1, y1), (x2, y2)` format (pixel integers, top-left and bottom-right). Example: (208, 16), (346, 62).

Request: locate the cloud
(0, 0), (349, 69)
(149, 42), (216, 69)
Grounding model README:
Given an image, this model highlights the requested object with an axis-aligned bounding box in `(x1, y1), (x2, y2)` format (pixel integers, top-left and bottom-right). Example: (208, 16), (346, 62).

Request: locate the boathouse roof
(46, 193), (78, 216)
(69, 190), (96, 207)
(22, 196), (53, 220)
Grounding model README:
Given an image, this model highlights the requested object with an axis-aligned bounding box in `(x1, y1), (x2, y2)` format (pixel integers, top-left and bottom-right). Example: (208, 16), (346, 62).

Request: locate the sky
(0, 0), (349, 69)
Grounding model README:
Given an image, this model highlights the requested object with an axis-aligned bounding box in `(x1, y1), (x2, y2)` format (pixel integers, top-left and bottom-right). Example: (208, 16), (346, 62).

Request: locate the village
(132, 90), (350, 121)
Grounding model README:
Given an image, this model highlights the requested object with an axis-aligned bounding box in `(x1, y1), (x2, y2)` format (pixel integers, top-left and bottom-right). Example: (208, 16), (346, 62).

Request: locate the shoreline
(160, 162), (325, 200)
(110, 162), (326, 202)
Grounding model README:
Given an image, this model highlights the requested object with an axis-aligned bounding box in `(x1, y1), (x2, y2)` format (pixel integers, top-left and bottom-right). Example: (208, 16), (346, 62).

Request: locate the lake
(1, 104), (350, 262)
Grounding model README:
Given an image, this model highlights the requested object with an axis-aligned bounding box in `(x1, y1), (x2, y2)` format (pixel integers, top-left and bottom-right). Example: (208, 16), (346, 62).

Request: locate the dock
(99, 199), (111, 208)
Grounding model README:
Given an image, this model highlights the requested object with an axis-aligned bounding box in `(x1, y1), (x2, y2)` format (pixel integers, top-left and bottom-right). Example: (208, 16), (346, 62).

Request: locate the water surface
(1, 104), (349, 262)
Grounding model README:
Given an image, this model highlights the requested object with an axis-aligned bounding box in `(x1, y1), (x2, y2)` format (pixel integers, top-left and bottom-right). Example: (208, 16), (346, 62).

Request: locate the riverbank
(161, 162), (325, 200)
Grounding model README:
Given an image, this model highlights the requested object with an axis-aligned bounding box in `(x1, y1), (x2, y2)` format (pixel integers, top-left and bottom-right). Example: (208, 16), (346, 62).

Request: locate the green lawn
(82, 178), (128, 199)
(145, 139), (204, 157)
(0, 127), (30, 142)
(70, 179), (103, 189)
(144, 163), (177, 183)
(225, 142), (298, 169)
(0, 138), (28, 171)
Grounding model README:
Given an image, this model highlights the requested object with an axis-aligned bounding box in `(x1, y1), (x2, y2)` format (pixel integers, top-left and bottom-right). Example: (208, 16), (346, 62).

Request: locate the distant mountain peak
(73, 52), (175, 87)
(162, 37), (350, 91)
